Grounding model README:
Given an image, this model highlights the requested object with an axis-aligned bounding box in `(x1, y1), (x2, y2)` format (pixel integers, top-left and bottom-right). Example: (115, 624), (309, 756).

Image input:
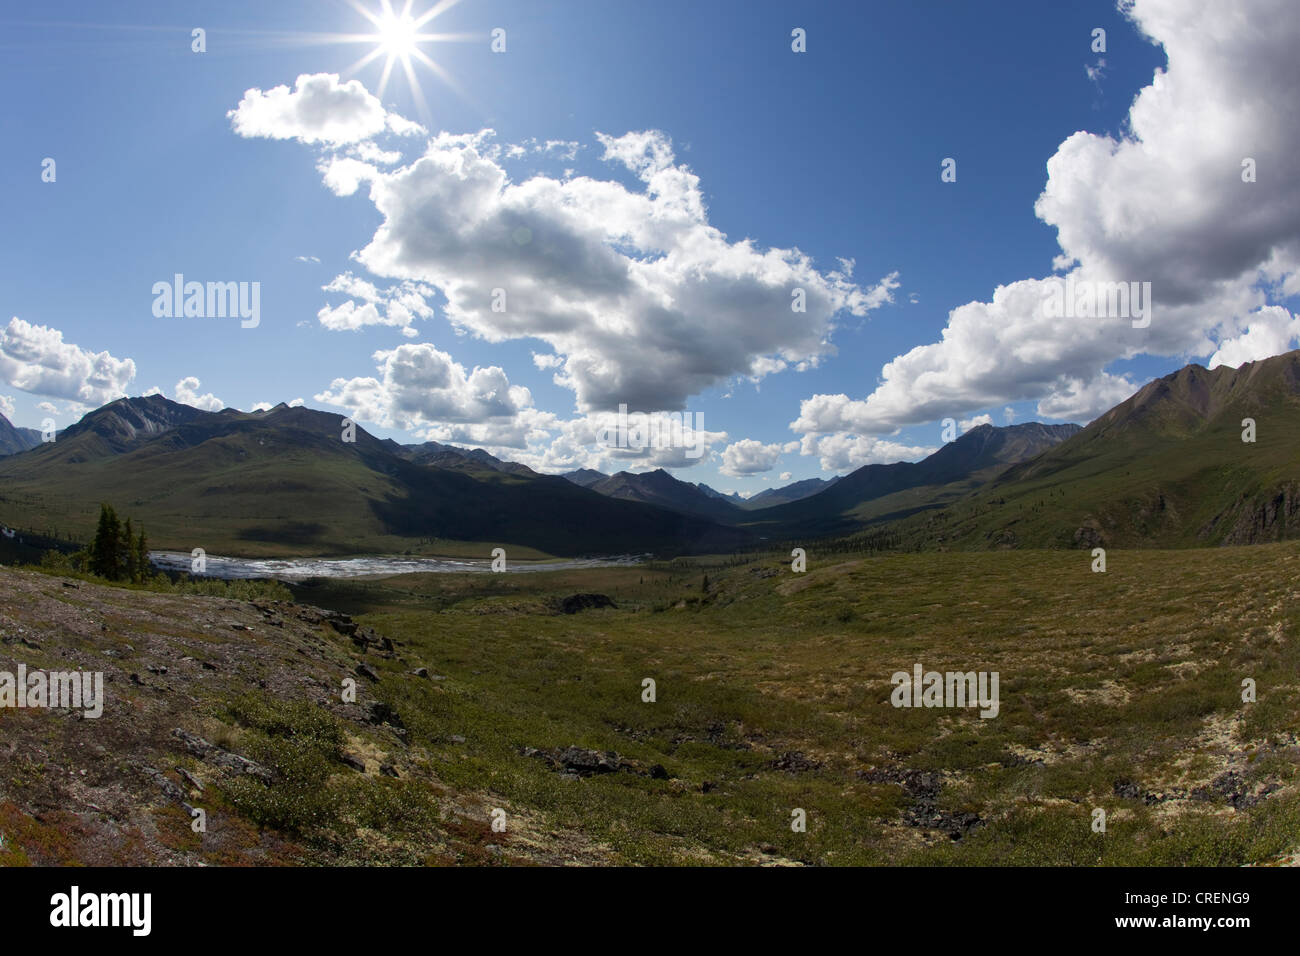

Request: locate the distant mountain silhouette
(742, 476), (840, 509)
(0, 413), (42, 457)
(581, 468), (747, 524)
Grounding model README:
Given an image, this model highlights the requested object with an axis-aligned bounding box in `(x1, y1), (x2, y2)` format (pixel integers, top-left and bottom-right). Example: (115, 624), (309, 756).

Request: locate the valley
(2, 351), (1299, 867)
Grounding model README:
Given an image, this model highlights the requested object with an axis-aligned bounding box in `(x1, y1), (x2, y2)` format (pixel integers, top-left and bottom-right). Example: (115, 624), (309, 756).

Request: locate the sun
(340, 0), (469, 121)
(375, 9), (419, 58)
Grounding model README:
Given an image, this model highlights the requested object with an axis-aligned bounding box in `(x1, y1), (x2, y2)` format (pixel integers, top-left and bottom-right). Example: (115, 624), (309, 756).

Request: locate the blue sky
(2, 0), (1297, 494)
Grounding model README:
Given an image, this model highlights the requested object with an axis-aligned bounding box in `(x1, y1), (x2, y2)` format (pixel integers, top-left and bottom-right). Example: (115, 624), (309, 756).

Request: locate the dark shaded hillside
(0, 398), (750, 557)
(564, 424), (1079, 538)
(568, 469), (832, 514)
(695, 483), (746, 505)
(584, 468), (748, 525)
(396, 440), (539, 477)
(744, 422), (1081, 538)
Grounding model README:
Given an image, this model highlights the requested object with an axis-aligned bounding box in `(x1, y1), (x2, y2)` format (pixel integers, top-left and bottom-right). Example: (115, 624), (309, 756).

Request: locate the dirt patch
(1064, 680), (1131, 706)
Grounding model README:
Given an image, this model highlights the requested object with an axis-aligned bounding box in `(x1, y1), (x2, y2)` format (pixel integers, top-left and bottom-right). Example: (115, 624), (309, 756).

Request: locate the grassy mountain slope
(884, 351), (1300, 550)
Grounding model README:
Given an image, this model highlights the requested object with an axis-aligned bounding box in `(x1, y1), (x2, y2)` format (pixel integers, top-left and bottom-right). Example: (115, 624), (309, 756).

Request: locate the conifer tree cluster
(88, 503), (150, 583)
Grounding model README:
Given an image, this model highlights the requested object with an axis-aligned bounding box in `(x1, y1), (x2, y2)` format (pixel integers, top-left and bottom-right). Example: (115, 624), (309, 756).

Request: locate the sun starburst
(338, 0), (470, 123)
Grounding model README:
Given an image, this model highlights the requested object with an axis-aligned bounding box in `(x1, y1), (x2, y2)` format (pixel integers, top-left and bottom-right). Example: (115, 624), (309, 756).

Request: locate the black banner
(1, 865), (1275, 942)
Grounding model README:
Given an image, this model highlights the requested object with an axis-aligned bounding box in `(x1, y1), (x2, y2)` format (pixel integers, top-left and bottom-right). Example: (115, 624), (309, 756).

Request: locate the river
(148, 551), (648, 581)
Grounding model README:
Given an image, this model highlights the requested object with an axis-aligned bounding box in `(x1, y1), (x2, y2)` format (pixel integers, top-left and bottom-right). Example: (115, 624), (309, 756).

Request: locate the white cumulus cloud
(173, 377), (224, 412)
(315, 272), (434, 338)
(0, 317), (135, 406)
(720, 438), (785, 477)
(1207, 306), (1300, 369)
(229, 73), (421, 146)
(308, 126), (897, 413)
(799, 433), (937, 472)
(315, 342), (534, 436)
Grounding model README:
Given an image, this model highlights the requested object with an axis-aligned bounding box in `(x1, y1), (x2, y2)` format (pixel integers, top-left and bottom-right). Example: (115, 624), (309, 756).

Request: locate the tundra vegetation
(1, 542), (1296, 866)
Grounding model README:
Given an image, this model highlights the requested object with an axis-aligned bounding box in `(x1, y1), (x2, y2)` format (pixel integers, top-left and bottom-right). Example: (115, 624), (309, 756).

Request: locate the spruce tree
(90, 504), (122, 580)
(135, 527), (149, 583)
(123, 518), (137, 583)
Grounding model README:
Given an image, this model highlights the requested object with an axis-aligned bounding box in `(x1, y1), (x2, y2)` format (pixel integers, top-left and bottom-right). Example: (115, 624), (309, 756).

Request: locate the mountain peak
(1094, 349), (1300, 439)
(926, 421), (1082, 477)
(57, 395), (209, 453)
(562, 468), (608, 488)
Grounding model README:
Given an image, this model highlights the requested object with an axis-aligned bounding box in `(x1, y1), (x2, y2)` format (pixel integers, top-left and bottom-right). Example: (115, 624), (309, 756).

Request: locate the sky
(2, 0), (1298, 495)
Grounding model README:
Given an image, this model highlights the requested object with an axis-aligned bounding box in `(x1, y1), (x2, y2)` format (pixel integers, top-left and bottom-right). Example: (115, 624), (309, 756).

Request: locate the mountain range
(3, 349), (1299, 556)
(560, 469), (836, 513)
(738, 421), (1083, 540)
(562, 468), (749, 524)
(0, 398), (746, 557)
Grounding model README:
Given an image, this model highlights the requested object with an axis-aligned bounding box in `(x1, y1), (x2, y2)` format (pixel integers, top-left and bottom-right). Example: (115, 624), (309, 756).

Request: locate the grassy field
(272, 541), (1300, 865)
(3, 540), (1297, 866)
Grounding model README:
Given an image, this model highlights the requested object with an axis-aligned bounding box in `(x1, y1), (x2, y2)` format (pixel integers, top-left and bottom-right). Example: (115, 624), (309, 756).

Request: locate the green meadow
(250, 541), (1300, 865)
